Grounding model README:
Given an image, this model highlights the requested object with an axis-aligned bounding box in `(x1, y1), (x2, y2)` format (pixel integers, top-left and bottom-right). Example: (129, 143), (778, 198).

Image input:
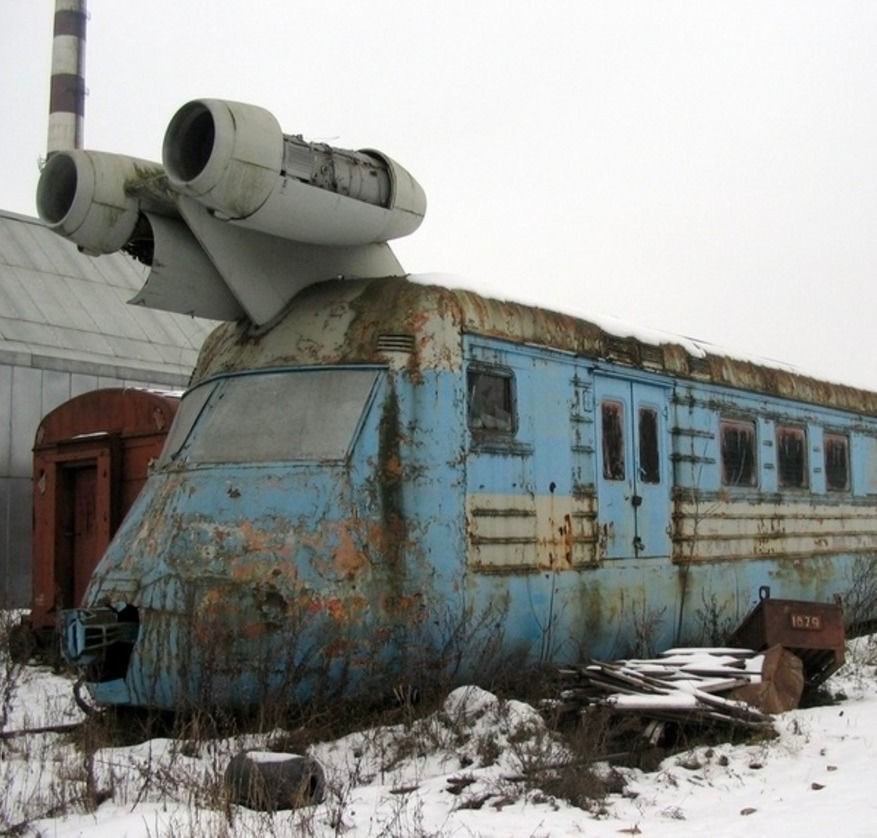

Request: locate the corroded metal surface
(31, 389), (180, 631)
(194, 277), (877, 416)
(729, 595), (846, 683)
(65, 275), (877, 711)
(672, 495), (877, 563)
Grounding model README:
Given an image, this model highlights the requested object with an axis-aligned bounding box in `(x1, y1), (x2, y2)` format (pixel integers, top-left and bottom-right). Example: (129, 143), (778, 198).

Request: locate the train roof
(194, 275), (877, 417)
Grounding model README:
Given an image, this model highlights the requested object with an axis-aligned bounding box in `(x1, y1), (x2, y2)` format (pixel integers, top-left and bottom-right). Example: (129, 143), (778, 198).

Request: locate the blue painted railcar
(65, 276), (877, 709)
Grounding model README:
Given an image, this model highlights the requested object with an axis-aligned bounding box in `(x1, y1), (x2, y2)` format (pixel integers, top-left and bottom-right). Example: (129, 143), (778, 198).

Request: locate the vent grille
(604, 335), (634, 362)
(688, 356), (712, 379)
(640, 344), (664, 369)
(377, 334), (415, 353)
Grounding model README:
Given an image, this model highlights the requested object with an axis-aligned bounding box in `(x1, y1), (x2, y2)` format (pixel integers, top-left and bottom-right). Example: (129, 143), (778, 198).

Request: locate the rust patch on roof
(191, 276), (877, 416)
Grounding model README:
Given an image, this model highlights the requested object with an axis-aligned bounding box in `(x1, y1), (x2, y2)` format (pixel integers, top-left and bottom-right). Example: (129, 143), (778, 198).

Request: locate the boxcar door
(594, 375), (671, 559)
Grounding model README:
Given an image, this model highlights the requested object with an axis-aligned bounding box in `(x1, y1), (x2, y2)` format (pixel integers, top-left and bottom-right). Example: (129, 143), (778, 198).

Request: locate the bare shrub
(843, 557), (877, 635)
(0, 611), (28, 731)
(674, 590), (736, 648)
(506, 704), (617, 812)
(625, 603), (668, 659)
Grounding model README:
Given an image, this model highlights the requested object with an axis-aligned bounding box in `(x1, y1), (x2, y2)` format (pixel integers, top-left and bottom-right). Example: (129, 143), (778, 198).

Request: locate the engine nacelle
(162, 99), (426, 246)
(36, 150), (165, 256)
(36, 98), (423, 325)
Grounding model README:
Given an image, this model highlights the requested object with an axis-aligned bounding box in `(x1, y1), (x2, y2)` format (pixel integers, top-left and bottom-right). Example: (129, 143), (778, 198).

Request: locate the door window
(638, 407), (660, 484)
(601, 401), (626, 480)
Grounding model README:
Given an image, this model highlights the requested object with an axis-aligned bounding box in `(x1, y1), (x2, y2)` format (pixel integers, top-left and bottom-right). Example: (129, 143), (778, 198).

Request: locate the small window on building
(602, 401), (626, 480)
(824, 433), (849, 491)
(720, 419), (757, 487)
(638, 407), (660, 484)
(467, 368), (515, 433)
(777, 425), (808, 489)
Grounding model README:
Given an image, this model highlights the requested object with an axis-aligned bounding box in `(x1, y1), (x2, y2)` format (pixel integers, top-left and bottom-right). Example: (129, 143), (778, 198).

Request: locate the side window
(720, 418), (757, 487)
(824, 433), (849, 491)
(777, 425), (808, 489)
(602, 401), (626, 480)
(467, 367), (515, 433)
(638, 407), (660, 484)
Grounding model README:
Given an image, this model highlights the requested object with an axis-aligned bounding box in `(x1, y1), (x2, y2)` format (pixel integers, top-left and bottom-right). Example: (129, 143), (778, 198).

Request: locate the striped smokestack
(47, 0), (87, 156)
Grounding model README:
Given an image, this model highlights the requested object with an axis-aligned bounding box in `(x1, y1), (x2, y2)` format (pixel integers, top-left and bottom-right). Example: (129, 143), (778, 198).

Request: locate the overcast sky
(2, 1), (876, 389)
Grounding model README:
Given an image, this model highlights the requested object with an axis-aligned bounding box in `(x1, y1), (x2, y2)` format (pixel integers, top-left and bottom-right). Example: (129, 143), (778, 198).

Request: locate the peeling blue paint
(62, 280), (877, 710)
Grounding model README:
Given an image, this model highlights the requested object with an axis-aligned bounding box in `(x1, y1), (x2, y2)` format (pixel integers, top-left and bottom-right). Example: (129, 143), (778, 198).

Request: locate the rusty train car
(35, 99), (877, 710)
(30, 388), (179, 639)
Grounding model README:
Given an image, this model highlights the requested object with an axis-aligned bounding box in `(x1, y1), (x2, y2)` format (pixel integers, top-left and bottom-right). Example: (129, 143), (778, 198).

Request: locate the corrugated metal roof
(0, 209), (217, 381)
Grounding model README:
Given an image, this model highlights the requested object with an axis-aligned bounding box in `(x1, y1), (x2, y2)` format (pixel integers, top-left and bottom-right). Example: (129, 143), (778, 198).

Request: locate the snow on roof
(409, 272), (813, 382)
(0, 209), (217, 382)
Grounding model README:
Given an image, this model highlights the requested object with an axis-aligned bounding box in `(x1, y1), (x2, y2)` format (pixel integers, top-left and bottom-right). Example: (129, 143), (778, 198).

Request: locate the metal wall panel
(42, 368), (72, 418)
(0, 478), (8, 605)
(0, 220), (34, 271)
(70, 372), (98, 397)
(58, 327), (114, 356)
(97, 376), (124, 389)
(2, 318), (62, 350)
(35, 223), (91, 279)
(85, 244), (146, 289)
(11, 218), (55, 275)
(0, 364), (11, 476)
(44, 277), (100, 334)
(0, 477), (32, 607)
(104, 336), (165, 365)
(10, 366), (43, 475)
(0, 269), (35, 321)
(5, 477), (31, 606)
(8, 266), (51, 320)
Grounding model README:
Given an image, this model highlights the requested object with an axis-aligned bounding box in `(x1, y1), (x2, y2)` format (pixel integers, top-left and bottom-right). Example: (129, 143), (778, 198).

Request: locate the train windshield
(159, 368), (379, 465)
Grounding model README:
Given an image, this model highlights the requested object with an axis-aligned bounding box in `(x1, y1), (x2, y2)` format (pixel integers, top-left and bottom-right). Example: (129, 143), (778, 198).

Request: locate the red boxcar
(31, 388), (180, 636)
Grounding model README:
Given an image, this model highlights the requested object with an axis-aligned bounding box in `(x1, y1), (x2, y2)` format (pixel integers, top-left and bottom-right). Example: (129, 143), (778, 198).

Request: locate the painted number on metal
(790, 613), (823, 631)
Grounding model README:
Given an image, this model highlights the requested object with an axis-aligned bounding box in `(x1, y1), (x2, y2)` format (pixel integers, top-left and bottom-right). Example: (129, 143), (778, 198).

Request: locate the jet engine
(36, 99), (426, 326)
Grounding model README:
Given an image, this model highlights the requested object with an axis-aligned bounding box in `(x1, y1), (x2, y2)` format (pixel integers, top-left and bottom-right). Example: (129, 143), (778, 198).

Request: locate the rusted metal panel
(467, 492), (597, 571)
(30, 388), (179, 632)
(35, 387), (178, 447)
(728, 591), (845, 683)
(672, 495), (877, 563)
(54, 275), (877, 712)
(193, 277), (877, 416)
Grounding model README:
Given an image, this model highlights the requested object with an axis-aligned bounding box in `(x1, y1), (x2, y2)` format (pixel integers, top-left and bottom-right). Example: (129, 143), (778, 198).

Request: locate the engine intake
(37, 151), (163, 255)
(162, 99), (426, 246)
(36, 97), (424, 325)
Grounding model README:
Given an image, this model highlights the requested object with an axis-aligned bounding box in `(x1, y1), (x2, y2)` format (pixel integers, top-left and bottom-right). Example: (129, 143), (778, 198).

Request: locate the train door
(42, 442), (117, 615)
(594, 375), (671, 559)
(63, 463), (100, 607)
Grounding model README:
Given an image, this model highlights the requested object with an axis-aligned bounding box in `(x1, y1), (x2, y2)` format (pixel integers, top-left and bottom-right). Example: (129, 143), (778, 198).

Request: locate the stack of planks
(558, 648), (775, 728)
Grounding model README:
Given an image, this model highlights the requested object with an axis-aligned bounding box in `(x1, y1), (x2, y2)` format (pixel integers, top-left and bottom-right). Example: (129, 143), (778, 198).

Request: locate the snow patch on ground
(2, 636), (876, 836)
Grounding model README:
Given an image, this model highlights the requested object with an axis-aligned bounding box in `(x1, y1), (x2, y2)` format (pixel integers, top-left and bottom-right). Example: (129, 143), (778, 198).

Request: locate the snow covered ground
(1, 636), (876, 837)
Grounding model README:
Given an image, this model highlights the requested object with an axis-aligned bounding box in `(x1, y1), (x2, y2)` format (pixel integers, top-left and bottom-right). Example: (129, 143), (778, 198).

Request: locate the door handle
(631, 494), (642, 508)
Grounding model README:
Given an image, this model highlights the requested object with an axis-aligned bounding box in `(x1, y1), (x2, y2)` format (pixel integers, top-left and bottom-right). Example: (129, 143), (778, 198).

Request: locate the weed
(844, 557), (877, 636)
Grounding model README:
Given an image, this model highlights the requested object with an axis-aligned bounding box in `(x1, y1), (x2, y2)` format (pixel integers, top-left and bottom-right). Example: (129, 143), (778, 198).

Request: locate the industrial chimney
(46, 0), (87, 155)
